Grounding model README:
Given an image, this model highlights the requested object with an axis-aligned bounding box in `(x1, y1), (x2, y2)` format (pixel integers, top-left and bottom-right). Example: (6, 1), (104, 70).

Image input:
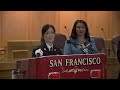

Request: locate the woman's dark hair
(40, 24), (55, 44)
(70, 20), (90, 41)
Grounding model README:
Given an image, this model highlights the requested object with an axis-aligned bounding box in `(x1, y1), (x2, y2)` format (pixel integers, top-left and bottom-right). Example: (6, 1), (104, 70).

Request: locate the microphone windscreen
(36, 53), (40, 57)
(35, 48), (43, 57)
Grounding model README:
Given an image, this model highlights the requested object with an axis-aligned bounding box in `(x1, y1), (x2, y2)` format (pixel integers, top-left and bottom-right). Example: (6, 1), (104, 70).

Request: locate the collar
(46, 43), (53, 51)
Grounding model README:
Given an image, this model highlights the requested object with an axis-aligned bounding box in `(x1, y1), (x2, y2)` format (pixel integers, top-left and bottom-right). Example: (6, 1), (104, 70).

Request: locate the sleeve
(63, 40), (72, 55)
(32, 48), (36, 58)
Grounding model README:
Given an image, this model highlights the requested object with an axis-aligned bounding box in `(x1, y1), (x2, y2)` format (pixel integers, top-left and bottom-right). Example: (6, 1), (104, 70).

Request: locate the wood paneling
(107, 57), (120, 79)
(55, 11), (60, 33)
(0, 11), (120, 79)
(86, 11), (112, 39)
(0, 62), (16, 79)
(59, 11), (81, 39)
(7, 40), (40, 60)
(2, 11), (30, 47)
(0, 11), (2, 48)
(59, 11), (117, 40)
(0, 11), (120, 48)
(1, 11), (58, 47)
(31, 11), (57, 40)
(111, 11), (120, 38)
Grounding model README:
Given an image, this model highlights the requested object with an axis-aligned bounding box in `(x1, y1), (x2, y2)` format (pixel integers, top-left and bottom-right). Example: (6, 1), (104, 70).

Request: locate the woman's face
(76, 22), (86, 37)
(43, 27), (55, 44)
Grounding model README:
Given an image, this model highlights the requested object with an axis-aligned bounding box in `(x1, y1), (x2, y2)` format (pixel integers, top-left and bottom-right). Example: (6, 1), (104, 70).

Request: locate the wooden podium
(15, 53), (107, 79)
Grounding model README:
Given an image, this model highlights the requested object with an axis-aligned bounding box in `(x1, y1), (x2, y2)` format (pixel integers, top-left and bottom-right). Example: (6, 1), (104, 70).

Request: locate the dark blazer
(32, 42), (63, 58)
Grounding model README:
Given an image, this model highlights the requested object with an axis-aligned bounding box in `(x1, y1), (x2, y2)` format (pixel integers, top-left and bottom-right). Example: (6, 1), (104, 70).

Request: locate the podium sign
(16, 53), (107, 79)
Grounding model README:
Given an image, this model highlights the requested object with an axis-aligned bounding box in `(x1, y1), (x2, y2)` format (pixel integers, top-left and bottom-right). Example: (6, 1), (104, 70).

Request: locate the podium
(15, 53), (107, 79)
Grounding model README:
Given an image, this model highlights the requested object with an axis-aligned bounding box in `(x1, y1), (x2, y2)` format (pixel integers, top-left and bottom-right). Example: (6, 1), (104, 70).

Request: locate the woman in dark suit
(32, 24), (62, 58)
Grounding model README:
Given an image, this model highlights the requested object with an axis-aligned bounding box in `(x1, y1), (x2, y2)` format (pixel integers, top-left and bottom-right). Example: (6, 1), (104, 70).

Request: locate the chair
(53, 34), (67, 54)
(91, 36), (106, 54)
(112, 35), (120, 55)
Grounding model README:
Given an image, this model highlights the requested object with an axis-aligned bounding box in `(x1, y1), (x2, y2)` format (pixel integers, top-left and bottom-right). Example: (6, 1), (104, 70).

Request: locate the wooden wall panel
(79, 11), (87, 21)
(59, 11), (114, 39)
(1, 11), (59, 47)
(0, 11), (2, 48)
(55, 11), (60, 33)
(111, 11), (120, 38)
(86, 11), (112, 39)
(0, 11), (120, 79)
(59, 11), (81, 39)
(31, 11), (58, 40)
(58, 11), (119, 40)
(0, 11), (120, 48)
(30, 11), (41, 40)
(26, 11), (33, 40)
(2, 11), (30, 47)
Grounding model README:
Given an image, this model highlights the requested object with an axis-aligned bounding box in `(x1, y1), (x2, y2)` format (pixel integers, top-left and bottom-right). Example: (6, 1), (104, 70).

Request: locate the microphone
(35, 48), (43, 57)
(96, 26), (107, 40)
(96, 26), (108, 55)
(36, 53), (40, 57)
(64, 26), (70, 39)
(101, 28), (110, 55)
(101, 28), (107, 42)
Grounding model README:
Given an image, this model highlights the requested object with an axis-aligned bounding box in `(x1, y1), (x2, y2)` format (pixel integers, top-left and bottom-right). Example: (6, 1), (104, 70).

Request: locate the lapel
(40, 42), (49, 56)
(48, 46), (57, 55)
(40, 42), (57, 56)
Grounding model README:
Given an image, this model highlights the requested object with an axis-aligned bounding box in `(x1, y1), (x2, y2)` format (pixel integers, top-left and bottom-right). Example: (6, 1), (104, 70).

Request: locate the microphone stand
(101, 28), (110, 56)
(64, 26), (70, 39)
